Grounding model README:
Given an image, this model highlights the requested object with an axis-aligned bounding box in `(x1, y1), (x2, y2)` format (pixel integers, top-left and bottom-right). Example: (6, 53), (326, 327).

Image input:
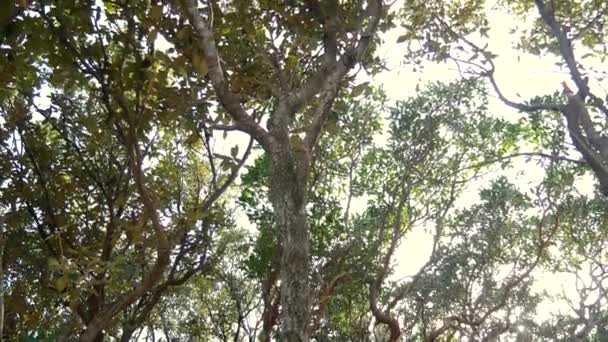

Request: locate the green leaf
(47, 257), (61, 270)
(351, 82), (369, 97)
(185, 132), (199, 145)
(324, 119), (338, 134)
(148, 29), (158, 44)
(193, 51), (208, 77)
(149, 5), (163, 22)
(53, 276), (67, 292)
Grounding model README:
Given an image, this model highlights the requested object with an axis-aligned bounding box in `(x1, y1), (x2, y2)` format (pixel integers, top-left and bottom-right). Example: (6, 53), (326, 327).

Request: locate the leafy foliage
(0, 0), (608, 341)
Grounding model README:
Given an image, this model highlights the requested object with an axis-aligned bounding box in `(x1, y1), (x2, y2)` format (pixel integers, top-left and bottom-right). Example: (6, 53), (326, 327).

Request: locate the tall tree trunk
(178, 1), (385, 340)
(268, 148), (310, 342)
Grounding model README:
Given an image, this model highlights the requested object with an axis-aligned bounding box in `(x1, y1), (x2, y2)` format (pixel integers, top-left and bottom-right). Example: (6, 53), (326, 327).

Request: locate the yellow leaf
(54, 276), (67, 292)
(192, 51), (208, 77)
(149, 4), (163, 21)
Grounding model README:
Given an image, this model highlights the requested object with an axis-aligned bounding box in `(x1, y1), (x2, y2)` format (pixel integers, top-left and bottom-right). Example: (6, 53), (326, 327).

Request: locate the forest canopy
(1, 0), (608, 341)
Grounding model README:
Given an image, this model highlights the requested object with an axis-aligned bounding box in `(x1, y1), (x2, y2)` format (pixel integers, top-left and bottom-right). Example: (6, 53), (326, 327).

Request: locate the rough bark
(562, 91), (608, 195)
(268, 144), (311, 342)
(368, 200), (404, 342)
(180, 1), (385, 340)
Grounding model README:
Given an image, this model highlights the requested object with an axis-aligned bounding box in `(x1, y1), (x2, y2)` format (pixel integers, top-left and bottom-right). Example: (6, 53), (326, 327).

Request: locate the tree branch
(303, 0), (383, 150)
(369, 196), (406, 342)
(534, 0), (587, 94)
(486, 71), (562, 112)
(534, 0), (608, 117)
(180, 0), (273, 149)
(462, 151), (586, 171)
(438, 17), (563, 113)
(78, 124), (171, 341)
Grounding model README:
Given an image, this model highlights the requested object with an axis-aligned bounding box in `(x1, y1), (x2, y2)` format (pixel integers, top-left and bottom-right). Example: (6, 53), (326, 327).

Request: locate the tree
(173, 1), (391, 340)
(3, 0), (608, 340)
(399, 0), (608, 194)
(237, 79), (556, 341)
(1, 1), (250, 340)
(394, 2), (608, 339)
(237, 89), (385, 340)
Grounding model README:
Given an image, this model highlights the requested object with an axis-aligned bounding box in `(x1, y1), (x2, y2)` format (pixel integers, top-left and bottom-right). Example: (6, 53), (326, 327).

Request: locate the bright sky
(372, 2), (606, 328)
(383, 4), (556, 276)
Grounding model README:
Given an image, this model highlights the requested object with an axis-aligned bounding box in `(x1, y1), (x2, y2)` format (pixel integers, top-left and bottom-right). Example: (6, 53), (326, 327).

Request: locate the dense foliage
(1, 0), (608, 341)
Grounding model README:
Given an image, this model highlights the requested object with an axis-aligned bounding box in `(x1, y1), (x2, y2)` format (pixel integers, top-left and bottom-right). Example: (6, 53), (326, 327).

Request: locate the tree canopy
(1, 0), (608, 341)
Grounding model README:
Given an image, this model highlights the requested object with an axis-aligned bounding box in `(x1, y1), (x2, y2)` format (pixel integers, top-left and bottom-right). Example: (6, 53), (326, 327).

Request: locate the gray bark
(268, 146), (311, 342)
(180, 2), (385, 340)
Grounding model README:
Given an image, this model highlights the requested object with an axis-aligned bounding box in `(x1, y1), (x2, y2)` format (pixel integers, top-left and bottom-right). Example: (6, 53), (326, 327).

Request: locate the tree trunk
(78, 294), (105, 342)
(268, 147), (310, 342)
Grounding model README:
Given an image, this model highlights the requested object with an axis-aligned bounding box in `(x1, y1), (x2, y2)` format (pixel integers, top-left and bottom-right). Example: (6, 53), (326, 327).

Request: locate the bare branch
(437, 17), (563, 113)
(534, 0), (587, 93)
(486, 71), (562, 112)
